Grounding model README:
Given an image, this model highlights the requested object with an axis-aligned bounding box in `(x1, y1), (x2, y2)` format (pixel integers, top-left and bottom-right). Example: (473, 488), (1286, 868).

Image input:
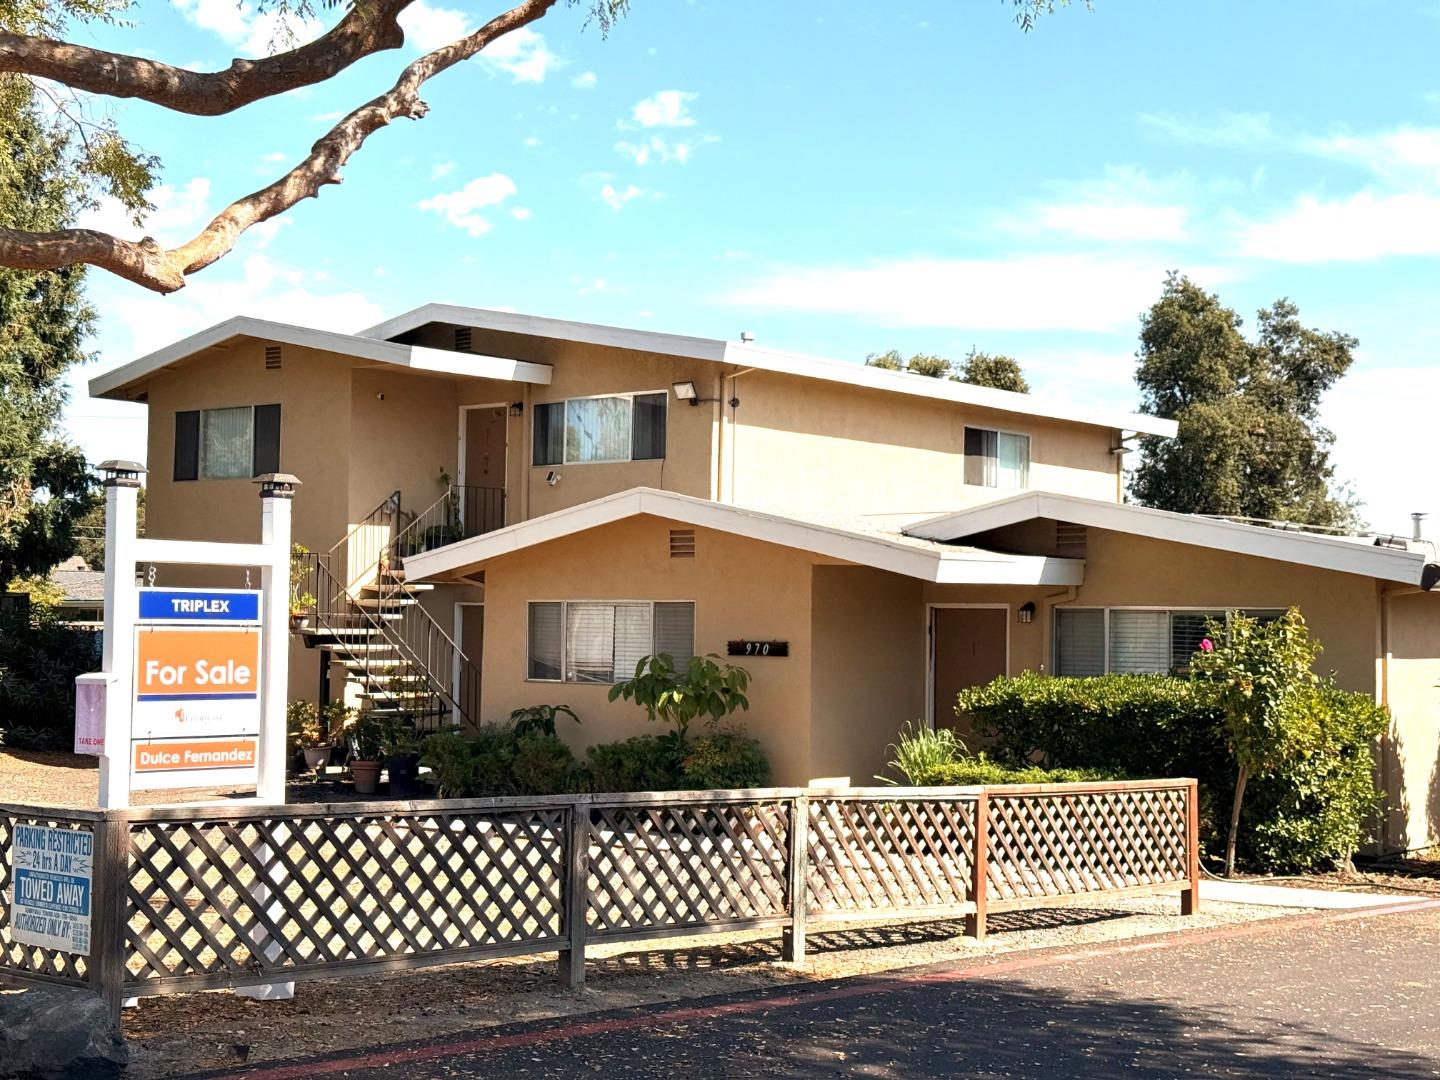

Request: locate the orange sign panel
(132, 739), (258, 773)
(134, 629), (260, 701)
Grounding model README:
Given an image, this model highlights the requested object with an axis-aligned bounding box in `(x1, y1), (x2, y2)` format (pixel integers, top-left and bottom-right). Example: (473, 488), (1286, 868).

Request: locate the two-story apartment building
(90, 305), (1440, 852)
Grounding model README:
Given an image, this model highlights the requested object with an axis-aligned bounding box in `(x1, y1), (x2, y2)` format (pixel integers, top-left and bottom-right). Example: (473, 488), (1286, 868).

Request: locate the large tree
(865, 348), (1031, 393)
(1130, 273), (1360, 530)
(0, 75), (98, 583)
(0, 0), (1072, 293)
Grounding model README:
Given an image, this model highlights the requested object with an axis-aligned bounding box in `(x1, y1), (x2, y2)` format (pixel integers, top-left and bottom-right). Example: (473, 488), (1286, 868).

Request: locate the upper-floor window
(528, 600), (694, 682)
(964, 426), (1029, 489)
(174, 404), (281, 481)
(1054, 607), (1286, 677)
(532, 392), (667, 466)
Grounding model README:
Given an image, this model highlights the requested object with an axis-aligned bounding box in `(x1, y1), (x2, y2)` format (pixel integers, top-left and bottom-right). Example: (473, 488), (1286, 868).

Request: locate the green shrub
(923, 757), (1119, 786)
(880, 721), (966, 786)
(420, 725), (582, 797)
(583, 735), (684, 793)
(0, 608), (102, 751)
(679, 727), (771, 790)
(511, 733), (584, 795)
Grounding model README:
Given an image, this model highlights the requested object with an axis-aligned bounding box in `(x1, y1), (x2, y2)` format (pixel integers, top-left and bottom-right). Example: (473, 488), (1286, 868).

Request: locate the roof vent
(1056, 522), (1087, 558)
(264, 344), (282, 370)
(454, 326), (472, 353)
(669, 529), (696, 558)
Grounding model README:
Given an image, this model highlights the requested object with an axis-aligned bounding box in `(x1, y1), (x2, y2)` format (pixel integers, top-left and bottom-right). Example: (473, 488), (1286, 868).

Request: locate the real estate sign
(130, 589), (263, 791)
(9, 824), (94, 955)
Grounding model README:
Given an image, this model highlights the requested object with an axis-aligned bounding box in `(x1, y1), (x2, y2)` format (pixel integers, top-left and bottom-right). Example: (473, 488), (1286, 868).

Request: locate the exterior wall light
(509, 402), (524, 416)
(672, 380), (698, 402)
(1018, 602), (1036, 624)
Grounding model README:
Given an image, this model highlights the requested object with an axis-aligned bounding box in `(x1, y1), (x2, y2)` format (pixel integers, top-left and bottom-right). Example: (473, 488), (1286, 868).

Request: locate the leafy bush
(583, 735), (684, 793)
(421, 725), (583, 797)
(607, 653), (750, 741)
(922, 758), (1119, 786)
(679, 727), (771, 790)
(512, 734), (585, 795)
(880, 721), (967, 785)
(0, 608), (102, 750)
(510, 703), (579, 739)
(956, 670), (1385, 872)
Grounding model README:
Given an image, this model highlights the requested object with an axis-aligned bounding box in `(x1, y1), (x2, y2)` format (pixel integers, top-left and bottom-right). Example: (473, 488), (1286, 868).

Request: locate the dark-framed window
(174, 404), (281, 481)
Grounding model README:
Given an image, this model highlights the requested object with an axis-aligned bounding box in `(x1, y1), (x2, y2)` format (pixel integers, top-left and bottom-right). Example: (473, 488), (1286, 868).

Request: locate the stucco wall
(810, 567), (925, 784)
(1381, 591), (1440, 851)
(726, 371), (1121, 518)
(477, 515), (816, 783)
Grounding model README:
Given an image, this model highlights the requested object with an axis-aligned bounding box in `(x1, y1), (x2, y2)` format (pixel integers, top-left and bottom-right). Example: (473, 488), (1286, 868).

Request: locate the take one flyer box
(130, 589), (263, 791)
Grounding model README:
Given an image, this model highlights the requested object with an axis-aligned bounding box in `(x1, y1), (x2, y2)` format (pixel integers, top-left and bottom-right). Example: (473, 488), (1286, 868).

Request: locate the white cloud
(1000, 165), (1193, 242)
(614, 135), (709, 167)
(511, 207), (532, 220)
(718, 255), (1232, 333)
(417, 173), (519, 235)
(480, 27), (558, 83)
(1299, 125), (1440, 186)
(399, 0), (471, 50)
(311, 108), (346, 123)
(261, 150), (287, 163)
(523, 135), (542, 148)
(632, 90), (697, 128)
(1235, 191), (1440, 262)
(571, 70), (598, 90)
(599, 183), (645, 211)
(172, 0), (320, 59)
(1030, 202), (1189, 242)
(1138, 110), (1275, 149)
(76, 178), (213, 243)
(430, 160), (457, 179)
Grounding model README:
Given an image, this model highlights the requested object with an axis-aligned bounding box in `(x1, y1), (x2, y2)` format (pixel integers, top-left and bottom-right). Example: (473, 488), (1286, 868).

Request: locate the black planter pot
(386, 753), (424, 797)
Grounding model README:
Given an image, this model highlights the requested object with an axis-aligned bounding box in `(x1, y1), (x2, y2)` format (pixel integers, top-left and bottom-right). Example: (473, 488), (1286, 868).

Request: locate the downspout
(724, 368), (757, 505)
(710, 371), (724, 502)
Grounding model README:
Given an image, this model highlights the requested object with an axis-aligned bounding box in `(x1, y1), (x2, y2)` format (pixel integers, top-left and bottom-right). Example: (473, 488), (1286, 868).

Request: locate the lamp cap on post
(98, 460), (146, 488)
(254, 473), (302, 499)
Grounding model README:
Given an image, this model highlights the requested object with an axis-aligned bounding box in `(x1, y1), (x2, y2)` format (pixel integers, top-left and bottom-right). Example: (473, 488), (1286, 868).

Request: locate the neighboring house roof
(89, 316), (554, 400)
(51, 569), (106, 604)
(360, 304), (1178, 438)
(403, 488), (1085, 587)
(904, 491), (1439, 588)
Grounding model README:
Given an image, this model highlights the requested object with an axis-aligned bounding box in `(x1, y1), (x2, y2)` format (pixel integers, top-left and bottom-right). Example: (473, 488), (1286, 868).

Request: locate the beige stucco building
(90, 306), (1440, 852)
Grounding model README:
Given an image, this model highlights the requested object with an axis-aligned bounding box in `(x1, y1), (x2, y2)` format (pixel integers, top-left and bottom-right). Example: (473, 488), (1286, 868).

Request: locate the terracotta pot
(302, 746), (332, 771)
(351, 760), (382, 795)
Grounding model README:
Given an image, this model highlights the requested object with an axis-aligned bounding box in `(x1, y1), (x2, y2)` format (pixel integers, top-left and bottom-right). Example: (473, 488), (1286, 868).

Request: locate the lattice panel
(0, 811), (93, 987)
(124, 808), (566, 984)
(986, 788), (1189, 901)
(806, 799), (975, 915)
(586, 802), (790, 936)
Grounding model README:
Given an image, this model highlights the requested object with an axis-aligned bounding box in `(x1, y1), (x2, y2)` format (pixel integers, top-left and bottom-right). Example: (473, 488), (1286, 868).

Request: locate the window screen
(1055, 609), (1105, 676)
(533, 403), (564, 466)
(631, 392), (667, 460)
(528, 602), (563, 680)
(200, 407), (254, 479)
(527, 601), (695, 683)
(653, 602), (695, 659)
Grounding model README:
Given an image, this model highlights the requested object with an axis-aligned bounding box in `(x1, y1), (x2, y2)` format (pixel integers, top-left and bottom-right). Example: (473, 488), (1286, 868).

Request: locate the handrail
(326, 490), (401, 591)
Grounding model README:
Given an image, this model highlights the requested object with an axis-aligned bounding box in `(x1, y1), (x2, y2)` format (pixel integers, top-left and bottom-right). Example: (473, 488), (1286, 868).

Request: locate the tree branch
(0, 0), (561, 293)
(0, 0), (416, 116)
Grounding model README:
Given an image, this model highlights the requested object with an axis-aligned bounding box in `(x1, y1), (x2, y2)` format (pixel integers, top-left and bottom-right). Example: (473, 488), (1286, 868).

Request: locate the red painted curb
(200, 896), (1440, 1080)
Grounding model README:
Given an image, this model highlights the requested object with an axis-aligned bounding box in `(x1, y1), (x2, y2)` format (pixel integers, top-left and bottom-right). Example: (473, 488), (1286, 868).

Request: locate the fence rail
(0, 780), (1199, 1018)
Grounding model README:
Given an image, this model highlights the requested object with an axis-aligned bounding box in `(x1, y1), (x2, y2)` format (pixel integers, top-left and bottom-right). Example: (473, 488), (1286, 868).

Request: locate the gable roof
(360, 304), (1179, 438)
(904, 491), (1436, 587)
(89, 316), (553, 400)
(402, 488), (1085, 586)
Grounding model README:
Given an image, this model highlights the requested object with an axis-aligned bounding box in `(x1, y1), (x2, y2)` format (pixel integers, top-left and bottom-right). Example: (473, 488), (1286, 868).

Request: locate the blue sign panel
(138, 589), (261, 624)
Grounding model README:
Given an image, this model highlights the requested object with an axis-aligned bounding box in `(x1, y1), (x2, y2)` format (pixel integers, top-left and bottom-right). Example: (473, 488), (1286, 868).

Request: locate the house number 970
(727, 640), (789, 658)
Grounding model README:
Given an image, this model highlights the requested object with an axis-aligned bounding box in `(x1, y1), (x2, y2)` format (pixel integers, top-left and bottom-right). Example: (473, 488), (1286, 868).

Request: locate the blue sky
(65, 0), (1440, 533)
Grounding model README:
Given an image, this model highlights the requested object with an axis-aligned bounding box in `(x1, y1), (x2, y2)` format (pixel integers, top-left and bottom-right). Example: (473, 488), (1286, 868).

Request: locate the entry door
(454, 603), (484, 721)
(462, 407), (508, 533)
(931, 607), (1008, 735)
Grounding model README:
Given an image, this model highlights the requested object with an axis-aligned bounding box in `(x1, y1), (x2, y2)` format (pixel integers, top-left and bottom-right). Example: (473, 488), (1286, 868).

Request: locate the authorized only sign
(130, 588), (263, 791)
(10, 824), (94, 955)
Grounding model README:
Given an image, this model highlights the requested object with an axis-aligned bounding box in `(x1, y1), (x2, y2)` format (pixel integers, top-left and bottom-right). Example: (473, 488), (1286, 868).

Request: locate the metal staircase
(291, 485), (504, 729)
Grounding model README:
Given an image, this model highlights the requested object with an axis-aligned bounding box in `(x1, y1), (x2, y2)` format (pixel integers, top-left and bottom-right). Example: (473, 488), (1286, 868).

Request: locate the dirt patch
(120, 896), (1286, 1079)
(1218, 864), (1440, 898)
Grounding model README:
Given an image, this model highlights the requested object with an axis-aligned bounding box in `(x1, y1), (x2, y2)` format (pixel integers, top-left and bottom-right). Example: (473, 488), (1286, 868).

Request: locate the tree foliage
(864, 348), (1030, 393)
(0, 75), (98, 584)
(607, 652), (750, 743)
(1131, 273), (1360, 530)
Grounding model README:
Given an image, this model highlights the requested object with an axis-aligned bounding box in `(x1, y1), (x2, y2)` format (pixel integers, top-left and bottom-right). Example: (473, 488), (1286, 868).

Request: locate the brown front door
(931, 607), (1008, 737)
(463, 406), (508, 533)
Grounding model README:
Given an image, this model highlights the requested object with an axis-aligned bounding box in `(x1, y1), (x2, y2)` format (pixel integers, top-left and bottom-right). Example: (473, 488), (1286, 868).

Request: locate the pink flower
(1199, 638), (1214, 653)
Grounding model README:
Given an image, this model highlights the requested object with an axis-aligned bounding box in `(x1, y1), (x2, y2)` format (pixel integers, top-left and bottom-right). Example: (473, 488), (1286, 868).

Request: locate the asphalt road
(192, 899), (1440, 1080)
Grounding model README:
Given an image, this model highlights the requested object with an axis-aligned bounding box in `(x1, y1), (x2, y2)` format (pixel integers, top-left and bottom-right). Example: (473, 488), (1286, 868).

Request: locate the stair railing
(327, 490), (402, 592)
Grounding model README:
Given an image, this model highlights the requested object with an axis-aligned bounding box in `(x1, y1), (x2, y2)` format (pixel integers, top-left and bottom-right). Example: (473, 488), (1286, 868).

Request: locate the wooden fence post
(1181, 779), (1200, 915)
(89, 810), (129, 1024)
(559, 799), (590, 988)
(782, 793), (809, 964)
(965, 791), (989, 941)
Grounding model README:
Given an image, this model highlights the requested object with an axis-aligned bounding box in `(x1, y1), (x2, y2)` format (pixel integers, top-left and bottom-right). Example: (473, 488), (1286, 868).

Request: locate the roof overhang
(403, 488), (1085, 586)
(89, 316), (553, 400)
(906, 491), (1434, 587)
(360, 305), (1177, 438)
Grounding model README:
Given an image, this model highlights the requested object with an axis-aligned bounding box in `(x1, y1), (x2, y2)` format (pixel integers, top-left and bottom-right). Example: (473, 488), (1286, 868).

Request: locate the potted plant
(382, 718), (426, 798)
(289, 543), (317, 630)
(349, 713), (387, 795)
(285, 701), (333, 772)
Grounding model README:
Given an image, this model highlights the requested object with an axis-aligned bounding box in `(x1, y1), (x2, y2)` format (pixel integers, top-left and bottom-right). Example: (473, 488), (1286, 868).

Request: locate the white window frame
(533, 389), (669, 467)
(962, 425), (1031, 490)
(1053, 606), (1287, 675)
(199, 404), (257, 480)
(526, 599), (695, 684)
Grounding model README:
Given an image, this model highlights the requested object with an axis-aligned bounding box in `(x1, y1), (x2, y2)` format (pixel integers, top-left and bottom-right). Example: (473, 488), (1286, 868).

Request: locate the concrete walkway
(1203, 877), (1432, 909)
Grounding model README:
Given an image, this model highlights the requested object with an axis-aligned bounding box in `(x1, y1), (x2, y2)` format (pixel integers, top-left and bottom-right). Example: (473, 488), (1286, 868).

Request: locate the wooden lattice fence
(0, 780), (1199, 1018)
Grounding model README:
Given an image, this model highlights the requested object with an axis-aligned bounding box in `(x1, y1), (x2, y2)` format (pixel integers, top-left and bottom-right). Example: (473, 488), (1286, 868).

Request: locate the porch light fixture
(509, 401), (524, 417)
(1018, 602), (1036, 624)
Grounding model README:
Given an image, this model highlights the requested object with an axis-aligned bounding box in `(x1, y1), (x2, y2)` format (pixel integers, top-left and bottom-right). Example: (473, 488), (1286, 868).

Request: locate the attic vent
(669, 529), (696, 558)
(1056, 522), (1088, 558)
(264, 344), (282, 370)
(454, 326), (472, 352)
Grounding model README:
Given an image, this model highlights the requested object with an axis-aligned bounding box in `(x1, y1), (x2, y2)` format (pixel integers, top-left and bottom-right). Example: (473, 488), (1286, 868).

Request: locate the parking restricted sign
(9, 824), (94, 955)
